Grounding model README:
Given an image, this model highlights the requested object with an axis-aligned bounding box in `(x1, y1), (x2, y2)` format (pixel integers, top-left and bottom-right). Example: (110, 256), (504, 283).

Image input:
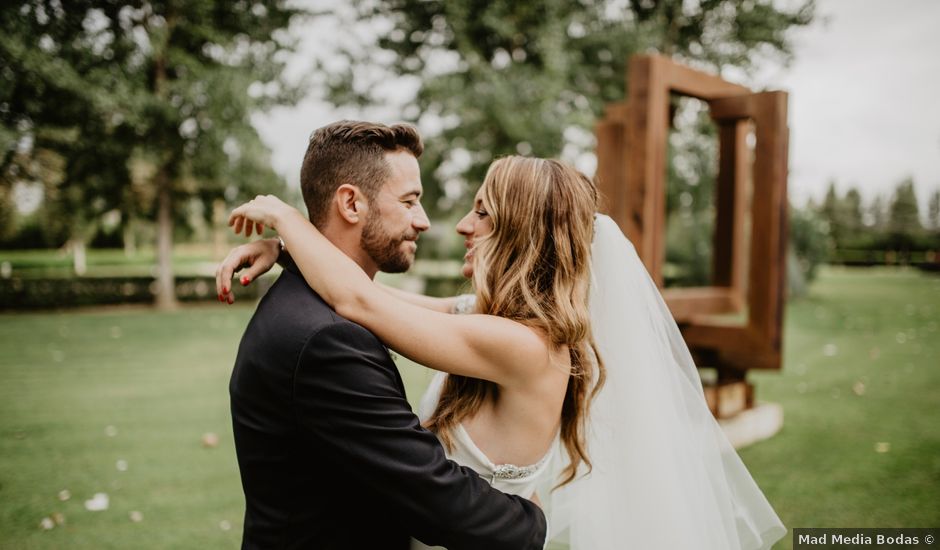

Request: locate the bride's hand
(215, 238), (281, 304)
(228, 194), (297, 237)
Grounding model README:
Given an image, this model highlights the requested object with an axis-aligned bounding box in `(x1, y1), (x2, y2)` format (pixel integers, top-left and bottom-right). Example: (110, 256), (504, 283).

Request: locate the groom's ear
(334, 184), (369, 225)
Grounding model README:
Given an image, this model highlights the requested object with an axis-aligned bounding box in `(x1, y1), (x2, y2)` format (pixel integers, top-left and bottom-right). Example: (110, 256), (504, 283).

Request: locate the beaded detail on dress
(491, 453), (552, 481)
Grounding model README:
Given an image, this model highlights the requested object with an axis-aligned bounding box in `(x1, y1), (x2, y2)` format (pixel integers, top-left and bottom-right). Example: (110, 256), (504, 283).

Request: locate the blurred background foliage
(1, 0), (305, 308)
(320, 0), (824, 282)
(0, 0), (937, 309)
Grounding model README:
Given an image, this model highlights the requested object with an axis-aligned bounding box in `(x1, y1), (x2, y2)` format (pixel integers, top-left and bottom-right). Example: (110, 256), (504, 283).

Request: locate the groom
(227, 120), (547, 549)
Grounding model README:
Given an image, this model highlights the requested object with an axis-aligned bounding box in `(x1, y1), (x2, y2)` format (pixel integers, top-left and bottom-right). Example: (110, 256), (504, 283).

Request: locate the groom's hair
(300, 120), (423, 228)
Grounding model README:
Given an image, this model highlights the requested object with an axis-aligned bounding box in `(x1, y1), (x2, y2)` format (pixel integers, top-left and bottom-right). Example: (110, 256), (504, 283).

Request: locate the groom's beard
(361, 215), (418, 274)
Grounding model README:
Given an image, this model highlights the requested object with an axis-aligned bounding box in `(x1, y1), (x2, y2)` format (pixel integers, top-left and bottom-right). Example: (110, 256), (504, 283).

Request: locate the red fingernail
(218, 293), (224, 302)
(241, 276), (250, 286)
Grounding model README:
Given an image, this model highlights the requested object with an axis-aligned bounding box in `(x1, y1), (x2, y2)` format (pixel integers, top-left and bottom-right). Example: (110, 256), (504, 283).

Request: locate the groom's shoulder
(256, 267), (382, 347)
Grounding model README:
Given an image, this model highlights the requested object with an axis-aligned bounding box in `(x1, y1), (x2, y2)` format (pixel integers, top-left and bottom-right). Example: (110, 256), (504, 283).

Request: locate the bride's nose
(456, 211), (474, 236)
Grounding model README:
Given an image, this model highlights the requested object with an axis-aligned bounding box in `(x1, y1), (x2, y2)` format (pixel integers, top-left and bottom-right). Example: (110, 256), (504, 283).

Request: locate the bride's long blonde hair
(425, 156), (606, 487)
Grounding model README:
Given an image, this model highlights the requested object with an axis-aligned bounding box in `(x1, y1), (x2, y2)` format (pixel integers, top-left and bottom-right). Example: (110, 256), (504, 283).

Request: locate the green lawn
(0, 267), (937, 549)
(739, 267), (940, 547)
(0, 246), (224, 278)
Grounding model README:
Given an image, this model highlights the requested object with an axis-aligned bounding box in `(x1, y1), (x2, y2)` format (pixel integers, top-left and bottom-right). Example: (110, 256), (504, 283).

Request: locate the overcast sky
(253, 0), (940, 208)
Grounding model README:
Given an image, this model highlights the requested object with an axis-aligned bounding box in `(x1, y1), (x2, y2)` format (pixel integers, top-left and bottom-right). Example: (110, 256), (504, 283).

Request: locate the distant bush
(0, 275), (267, 310)
(789, 204), (829, 284)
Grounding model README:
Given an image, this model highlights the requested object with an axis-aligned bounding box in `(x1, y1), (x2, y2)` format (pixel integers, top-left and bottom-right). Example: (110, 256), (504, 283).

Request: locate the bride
(218, 155), (786, 549)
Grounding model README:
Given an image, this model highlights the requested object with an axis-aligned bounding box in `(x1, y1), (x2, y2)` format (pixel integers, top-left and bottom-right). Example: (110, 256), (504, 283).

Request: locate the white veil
(542, 214), (787, 549)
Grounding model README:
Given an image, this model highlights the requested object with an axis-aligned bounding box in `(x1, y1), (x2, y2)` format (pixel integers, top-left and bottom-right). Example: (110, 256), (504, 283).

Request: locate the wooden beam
(659, 56), (752, 99)
(748, 92), (789, 354)
(709, 94), (757, 120)
(711, 119), (749, 300)
(663, 286), (739, 321)
(595, 108), (629, 227)
(607, 55), (789, 374)
(625, 55), (669, 284)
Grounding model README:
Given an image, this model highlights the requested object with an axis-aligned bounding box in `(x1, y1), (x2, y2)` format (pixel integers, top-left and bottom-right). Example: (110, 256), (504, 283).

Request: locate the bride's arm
(376, 283), (458, 314)
(215, 237), (458, 313)
(215, 238), (281, 303)
(230, 196), (547, 388)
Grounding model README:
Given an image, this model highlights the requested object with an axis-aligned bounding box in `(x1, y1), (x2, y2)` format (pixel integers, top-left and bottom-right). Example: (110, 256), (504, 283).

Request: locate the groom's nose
(412, 203), (430, 232)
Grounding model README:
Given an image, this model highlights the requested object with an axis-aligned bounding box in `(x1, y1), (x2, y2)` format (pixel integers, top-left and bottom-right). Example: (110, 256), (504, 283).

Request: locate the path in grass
(0, 267), (937, 549)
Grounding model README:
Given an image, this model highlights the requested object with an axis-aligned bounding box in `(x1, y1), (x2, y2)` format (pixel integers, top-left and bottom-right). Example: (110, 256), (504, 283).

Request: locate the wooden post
(595, 54), (790, 388)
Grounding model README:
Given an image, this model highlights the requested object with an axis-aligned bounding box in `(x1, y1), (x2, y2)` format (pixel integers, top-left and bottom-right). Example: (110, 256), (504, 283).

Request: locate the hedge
(0, 275), (270, 310)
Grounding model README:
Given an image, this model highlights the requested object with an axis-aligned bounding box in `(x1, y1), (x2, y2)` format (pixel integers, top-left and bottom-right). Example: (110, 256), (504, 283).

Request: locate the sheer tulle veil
(539, 214), (787, 549)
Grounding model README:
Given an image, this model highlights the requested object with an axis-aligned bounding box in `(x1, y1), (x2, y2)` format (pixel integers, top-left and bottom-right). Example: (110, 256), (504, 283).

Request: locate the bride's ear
(335, 184), (369, 225)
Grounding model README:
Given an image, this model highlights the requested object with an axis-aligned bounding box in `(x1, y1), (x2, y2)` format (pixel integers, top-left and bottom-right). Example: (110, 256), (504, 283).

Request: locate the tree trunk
(71, 238), (87, 276)
(123, 217), (136, 258)
(154, 167), (177, 310)
(212, 199), (227, 259)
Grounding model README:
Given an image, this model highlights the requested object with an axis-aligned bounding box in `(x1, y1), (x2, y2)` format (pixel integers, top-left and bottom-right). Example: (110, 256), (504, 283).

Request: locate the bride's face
(455, 185), (494, 279)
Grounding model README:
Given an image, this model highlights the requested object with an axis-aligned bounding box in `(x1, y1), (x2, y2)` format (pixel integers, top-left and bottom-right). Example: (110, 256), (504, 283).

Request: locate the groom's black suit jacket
(230, 265), (547, 549)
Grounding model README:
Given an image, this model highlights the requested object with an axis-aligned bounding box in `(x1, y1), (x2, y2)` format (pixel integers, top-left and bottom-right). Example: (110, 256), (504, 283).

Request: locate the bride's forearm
(376, 282), (457, 314)
(274, 210), (375, 317)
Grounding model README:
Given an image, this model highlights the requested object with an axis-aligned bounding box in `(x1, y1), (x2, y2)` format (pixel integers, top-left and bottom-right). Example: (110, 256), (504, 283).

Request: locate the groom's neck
(319, 223), (378, 280)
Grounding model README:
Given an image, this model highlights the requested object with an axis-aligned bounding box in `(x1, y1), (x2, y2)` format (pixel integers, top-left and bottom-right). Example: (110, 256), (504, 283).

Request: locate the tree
(112, 1), (305, 309)
(1, 1), (304, 307)
(819, 183), (866, 252)
(319, 0), (815, 224)
(889, 178), (921, 235)
(868, 194), (888, 232)
(843, 187), (864, 238)
(878, 177), (922, 257)
(820, 180), (842, 249)
(0, 2), (133, 273)
(928, 189), (940, 232)
(789, 200), (828, 285)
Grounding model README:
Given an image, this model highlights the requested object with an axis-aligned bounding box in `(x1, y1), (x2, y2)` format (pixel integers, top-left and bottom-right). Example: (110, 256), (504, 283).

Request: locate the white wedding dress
(410, 371), (559, 550)
(409, 215), (786, 550)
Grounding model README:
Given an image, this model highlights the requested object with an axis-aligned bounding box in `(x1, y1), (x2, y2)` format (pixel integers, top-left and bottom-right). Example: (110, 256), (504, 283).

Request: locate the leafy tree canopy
(320, 0), (815, 217)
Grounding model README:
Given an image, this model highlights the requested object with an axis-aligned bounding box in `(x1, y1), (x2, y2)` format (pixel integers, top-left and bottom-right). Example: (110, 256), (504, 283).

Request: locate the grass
(0, 305), (249, 549)
(739, 267), (940, 546)
(0, 246), (224, 278)
(0, 267), (937, 549)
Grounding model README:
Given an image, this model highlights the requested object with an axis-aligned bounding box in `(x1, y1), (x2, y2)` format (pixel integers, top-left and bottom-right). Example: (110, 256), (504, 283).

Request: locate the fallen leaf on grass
(84, 493), (109, 511)
(202, 432), (220, 448)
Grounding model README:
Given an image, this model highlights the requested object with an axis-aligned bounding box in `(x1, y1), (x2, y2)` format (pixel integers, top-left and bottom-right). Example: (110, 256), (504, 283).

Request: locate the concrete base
(718, 402), (784, 449)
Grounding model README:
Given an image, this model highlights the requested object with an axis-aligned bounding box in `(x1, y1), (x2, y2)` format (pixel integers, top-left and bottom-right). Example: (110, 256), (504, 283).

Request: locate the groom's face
(360, 150), (429, 273)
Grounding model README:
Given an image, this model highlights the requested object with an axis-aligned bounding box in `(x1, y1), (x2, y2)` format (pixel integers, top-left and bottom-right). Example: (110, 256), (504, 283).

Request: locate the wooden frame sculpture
(596, 55), (789, 413)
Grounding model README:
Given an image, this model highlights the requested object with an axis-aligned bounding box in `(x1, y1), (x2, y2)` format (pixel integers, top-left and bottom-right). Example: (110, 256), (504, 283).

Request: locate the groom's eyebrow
(398, 189), (422, 199)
